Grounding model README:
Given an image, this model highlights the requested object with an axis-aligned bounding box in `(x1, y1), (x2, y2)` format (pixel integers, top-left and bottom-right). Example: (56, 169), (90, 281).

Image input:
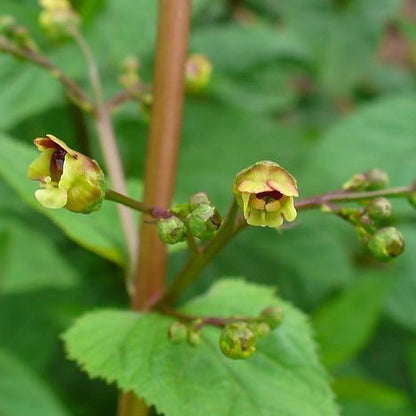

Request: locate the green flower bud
(39, 0), (79, 37)
(408, 191), (416, 209)
(343, 169), (389, 191)
(367, 227), (405, 261)
(188, 203), (221, 240)
(260, 306), (284, 329)
(233, 161), (298, 228)
(189, 192), (211, 209)
(365, 197), (392, 220)
(185, 54), (212, 93)
(157, 216), (186, 245)
(187, 320), (202, 346)
(219, 322), (256, 360)
(167, 321), (188, 344)
(28, 134), (105, 213)
(249, 322), (271, 337)
(0, 15), (16, 36)
(187, 331), (201, 346)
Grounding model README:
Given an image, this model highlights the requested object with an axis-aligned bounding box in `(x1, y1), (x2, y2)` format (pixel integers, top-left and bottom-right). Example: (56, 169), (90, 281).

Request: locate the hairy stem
(70, 28), (138, 266)
(119, 1), (191, 416)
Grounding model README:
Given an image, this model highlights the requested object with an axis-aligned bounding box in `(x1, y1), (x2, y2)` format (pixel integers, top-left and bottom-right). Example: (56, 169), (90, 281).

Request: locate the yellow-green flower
(28, 134), (105, 213)
(233, 161), (298, 228)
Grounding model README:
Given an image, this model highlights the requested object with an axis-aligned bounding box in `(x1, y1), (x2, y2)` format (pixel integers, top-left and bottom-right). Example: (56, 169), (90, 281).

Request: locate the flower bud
(28, 134), (105, 213)
(167, 321), (188, 344)
(249, 322), (271, 337)
(233, 161), (298, 228)
(367, 227), (405, 261)
(260, 306), (284, 329)
(185, 54), (212, 93)
(39, 0), (79, 37)
(187, 320), (202, 346)
(408, 191), (416, 209)
(119, 56), (141, 90)
(157, 216), (186, 245)
(343, 169), (389, 191)
(189, 192), (211, 209)
(219, 322), (256, 360)
(188, 203), (221, 240)
(365, 197), (392, 220)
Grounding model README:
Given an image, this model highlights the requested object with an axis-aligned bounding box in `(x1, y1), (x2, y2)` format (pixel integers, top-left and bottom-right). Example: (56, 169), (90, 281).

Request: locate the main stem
(118, 1), (191, 415)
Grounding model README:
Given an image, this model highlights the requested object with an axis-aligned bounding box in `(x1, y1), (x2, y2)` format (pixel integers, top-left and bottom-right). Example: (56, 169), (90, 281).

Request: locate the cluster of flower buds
(233, 161), (299, 228)
(157, 192), (222, 245)
(185, 54), (212, 94)
(343, 168), (389, 191)
(339, 170), (404, 261)
(167, 319), (202, 347)
(28, 134), (106, 213)
(0, 15), (38, 51)
(167, 305), (284, 360)
(38, 0), (79, 37)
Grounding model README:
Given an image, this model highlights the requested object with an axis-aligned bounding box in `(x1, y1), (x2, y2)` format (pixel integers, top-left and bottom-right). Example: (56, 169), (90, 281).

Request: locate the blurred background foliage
(1, 0), (416, 415)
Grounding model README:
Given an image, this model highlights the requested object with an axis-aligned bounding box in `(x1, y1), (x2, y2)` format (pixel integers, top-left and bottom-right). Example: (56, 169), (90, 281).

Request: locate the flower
(233, 161), (298, 228)
(28, 134), (105, 213)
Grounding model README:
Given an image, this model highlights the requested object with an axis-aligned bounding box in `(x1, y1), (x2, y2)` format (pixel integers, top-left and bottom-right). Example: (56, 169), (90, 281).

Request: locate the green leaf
(333, 376), (415, 416)
(301, 95), (416, 192)
(63, 279), (339, 416)
(0, 348), (69, 416)
(312, 275), (391, 369)
(0, 57), (63, 131)
(279, 0), (401, 95)
(0, 216), (77, 293)
(0, 133), (125, 265)
(385, 224), (416, 332)
(191, 23), (309, 74)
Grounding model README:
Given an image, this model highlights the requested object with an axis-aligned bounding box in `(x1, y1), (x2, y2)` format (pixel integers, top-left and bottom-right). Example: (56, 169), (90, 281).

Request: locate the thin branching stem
(0, 37), (93, 110)
(70, 28), (138, 266)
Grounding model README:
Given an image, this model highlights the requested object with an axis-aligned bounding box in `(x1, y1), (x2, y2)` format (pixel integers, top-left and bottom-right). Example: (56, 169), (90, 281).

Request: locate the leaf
(0, 57), (64, 131)
(333, 376), (415, 416)
(279, 0), (401, 95)
(190, 23), (310, 75)
(0, 348), (69, 416)
(312, 275), (391, 369)
(0, 216), (77, 293)
(300, 95), (416, 193)
(385, 224), (416, 332)
(0, 133), (126, 265)
(63, 279), (339, 416)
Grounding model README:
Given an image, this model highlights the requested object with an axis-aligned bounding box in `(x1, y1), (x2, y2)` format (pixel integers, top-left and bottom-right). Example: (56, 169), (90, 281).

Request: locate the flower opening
(28, 134), (105, 213)
(233, 161), (298, 228)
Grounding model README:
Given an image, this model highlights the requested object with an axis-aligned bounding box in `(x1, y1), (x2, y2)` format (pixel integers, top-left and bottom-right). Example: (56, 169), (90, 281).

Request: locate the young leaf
(63, 279), (339, 416)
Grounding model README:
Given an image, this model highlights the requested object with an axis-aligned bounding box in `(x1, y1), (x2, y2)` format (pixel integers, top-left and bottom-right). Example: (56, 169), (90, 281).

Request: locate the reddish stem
(118, 1), (191, 415)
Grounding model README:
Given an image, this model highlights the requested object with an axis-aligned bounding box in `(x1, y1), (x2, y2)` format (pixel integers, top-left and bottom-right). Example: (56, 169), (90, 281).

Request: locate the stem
(0, 37), (93, 110)
(132, 0), (191, 309)
(70, 28), (138, 267)
(155, 199), (240, 308)
(296, 184), (416, 211)
(119, 1), (191, 416)
(105, 189), (154, 216)
(160, 307), (258, 328)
